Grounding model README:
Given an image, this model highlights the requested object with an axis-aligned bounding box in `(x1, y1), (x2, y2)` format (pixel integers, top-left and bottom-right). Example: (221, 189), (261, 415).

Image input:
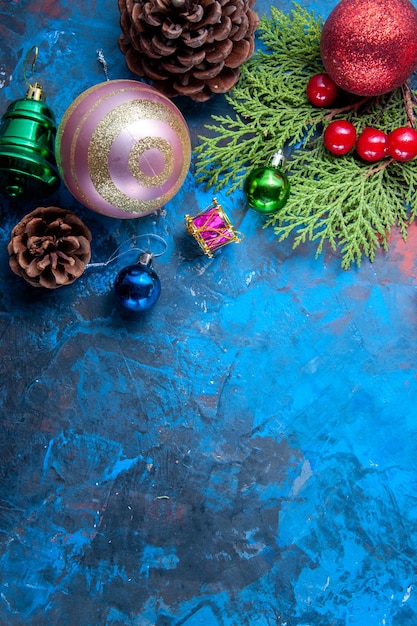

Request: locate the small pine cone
(118, 0), (260, 101)
(8, 206), (92, 289)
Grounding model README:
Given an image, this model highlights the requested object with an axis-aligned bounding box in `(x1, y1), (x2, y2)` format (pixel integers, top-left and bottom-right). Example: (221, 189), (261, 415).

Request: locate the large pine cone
(8, 206), (92, 289)
(118, 0), (259, 101)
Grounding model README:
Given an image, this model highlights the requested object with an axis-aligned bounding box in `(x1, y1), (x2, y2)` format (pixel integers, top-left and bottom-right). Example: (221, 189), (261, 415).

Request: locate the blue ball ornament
(114, 253), (161, 312)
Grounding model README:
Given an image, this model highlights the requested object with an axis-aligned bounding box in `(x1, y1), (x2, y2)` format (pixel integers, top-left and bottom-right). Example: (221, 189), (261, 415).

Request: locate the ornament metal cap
(138, 251), (154, 267)
(25, 81), (45, 102)
(271, 149), (286, 169)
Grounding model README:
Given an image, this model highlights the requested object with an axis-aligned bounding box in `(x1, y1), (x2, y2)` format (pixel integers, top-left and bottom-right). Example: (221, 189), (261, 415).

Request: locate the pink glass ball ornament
(55, 80), (191, 219)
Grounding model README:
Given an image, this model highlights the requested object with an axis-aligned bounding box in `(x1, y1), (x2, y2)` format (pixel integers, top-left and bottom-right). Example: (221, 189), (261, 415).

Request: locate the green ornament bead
(244, 150), (290, 215)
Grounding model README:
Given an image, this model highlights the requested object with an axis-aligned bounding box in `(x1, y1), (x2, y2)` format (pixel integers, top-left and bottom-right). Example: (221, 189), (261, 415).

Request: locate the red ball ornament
(320, 0), (417, 96)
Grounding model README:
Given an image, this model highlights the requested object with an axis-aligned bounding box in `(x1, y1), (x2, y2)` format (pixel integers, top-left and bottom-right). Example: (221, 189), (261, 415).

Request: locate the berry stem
(402, 82), (415, 128)
(364, 158), (394, 178)
(324, 97), (371, 121)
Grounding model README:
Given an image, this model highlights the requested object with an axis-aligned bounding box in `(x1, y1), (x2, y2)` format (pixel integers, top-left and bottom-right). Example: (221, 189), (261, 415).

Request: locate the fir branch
(257, 5), (323, 64)
(194, 2), (417, 268)
(194, 4), (326, 194)
(267, 143), (413, 268)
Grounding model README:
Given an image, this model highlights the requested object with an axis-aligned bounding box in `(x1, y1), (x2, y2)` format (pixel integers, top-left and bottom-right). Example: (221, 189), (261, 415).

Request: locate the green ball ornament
(243, 150), (290, 214)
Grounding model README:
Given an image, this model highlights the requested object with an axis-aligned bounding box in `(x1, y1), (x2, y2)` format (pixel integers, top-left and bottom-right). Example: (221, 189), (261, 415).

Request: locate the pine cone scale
(182, 29), (209, 48)
(141, 3), (164, 26)
(152, 34), (176, 55)
(206, 65), (239, 91)
(16, 251), (32, 271)
(197, 3), (222, 28)
(229, 14), (249, 40)
(206, 38), (233, 63)
(162, 20), (183, 39)
(173, 83), (205, 95)
(141, 56), (172, 80)
(186, 5), (205, 22)
(24, 218), (45, 238)
(193, 61), (225, 79)
(25, 257), (45, 278)
(161, 59), (191, 73)
(118, 0), (259, 99)
(211, 17), (232, 41)
(56, 251), (77, 268)
(134, 33), (162, 59)
(177, 48), (206, 66)
(225, 38), (251, 67)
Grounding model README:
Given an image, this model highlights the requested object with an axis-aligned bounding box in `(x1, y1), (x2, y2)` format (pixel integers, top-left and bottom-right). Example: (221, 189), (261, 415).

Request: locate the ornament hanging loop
(23, 46), (44, 101)
(97, 49), (110, 81)
(85, 233), (168, 270)
(23, 46), (39, 85)
(136, 233), (167, 259)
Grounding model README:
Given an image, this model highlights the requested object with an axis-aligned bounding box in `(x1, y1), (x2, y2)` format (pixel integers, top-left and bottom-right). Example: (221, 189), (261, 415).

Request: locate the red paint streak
(344, 285), (371, 301)
(70, 502), (99, 511)
(323, 313), (354, 335)
(27, 0), (69, 18)
(388, 223), (417, 278)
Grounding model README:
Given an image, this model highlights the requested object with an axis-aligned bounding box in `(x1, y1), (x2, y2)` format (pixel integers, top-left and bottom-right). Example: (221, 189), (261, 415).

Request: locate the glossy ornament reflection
(114, 252), (161, 312)
(56, 79), (191, 218)
(0, 47), (60, 200)
(243, 149), (290, 214)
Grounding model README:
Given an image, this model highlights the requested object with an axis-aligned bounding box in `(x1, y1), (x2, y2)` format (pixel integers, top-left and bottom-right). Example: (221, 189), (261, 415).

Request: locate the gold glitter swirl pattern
(56, 83), (191, 217)
(88, 98), (190, 215)
(128, 137), (174, 187)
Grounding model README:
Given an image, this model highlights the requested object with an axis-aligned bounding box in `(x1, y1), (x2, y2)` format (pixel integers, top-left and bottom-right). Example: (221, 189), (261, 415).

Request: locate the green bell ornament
(0, 47), (60, 200)
(243, 149), (290, 215)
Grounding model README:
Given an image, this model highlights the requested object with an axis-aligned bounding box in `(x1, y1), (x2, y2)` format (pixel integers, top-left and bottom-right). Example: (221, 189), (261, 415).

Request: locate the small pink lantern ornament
(185, 198), (243, 257)
(56, 80), (191, 219)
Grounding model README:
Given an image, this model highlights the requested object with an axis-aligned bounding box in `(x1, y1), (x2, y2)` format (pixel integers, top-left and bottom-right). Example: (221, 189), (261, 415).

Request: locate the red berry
(323, 120), (357, 155)
(306, 73), (339, 107)
(356, 127), (388, 162)
(387, 127), (417, 162)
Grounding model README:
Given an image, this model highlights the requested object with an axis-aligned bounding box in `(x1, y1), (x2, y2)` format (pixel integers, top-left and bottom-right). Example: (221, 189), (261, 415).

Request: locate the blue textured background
(1, 1), (417, 624)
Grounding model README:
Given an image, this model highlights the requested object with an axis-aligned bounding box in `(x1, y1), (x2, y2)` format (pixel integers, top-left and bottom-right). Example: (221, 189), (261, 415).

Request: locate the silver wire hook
(97, 49), (109, 81)
(85, 233), (168, 270)
(23, 46), (39, 90)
